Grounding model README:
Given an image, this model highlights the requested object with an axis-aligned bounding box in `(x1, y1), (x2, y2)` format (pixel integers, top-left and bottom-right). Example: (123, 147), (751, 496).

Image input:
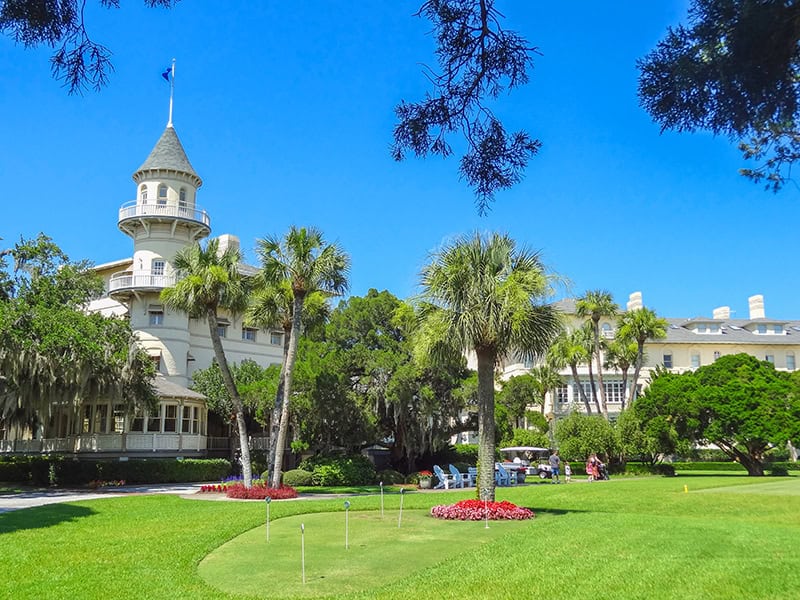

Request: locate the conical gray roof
(134, 126), (200, 180)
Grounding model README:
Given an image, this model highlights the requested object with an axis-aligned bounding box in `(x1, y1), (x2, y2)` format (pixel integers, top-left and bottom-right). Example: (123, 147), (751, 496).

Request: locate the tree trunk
(587, 359), (601, 415)
(570, 364), (592, 414)
(476, 347), (497, 502)
(267, 325), (291, 480)
(271, 292), (305, 489)
(628, 343), (646, 405)
(593, 322), (608, 419)
(620, 367), (629, 411)
(206, 307), (252, 487)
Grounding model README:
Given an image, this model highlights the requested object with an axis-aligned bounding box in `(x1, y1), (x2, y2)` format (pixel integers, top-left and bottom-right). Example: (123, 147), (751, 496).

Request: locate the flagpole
(167, 58), (176, 127)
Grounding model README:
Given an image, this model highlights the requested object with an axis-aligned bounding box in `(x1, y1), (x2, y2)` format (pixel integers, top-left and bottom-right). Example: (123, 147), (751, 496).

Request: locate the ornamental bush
(376, 469), (405, 484)
(431, 499), (534, 521)
(224, 483), (298, 500)
(282, 469), (313, 487)
(298, 455), (376, 486)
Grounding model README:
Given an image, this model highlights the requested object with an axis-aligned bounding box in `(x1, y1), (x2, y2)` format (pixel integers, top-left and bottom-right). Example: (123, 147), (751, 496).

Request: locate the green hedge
(281, 469), (314, 487)
(623, 463), (676, 477)
(671, 461), (747, 472)
(0, 456), (231, 486)
(298, 455), (377, 486)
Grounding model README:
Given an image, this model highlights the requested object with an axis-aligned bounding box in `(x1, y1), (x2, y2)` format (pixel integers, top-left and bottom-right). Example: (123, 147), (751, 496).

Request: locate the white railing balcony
(109, 270), (176, 293)
(118, 200), (211, 229)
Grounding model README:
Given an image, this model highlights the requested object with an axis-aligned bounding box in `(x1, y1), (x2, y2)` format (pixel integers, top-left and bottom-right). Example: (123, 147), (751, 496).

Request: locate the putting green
(198, 509), (527, 598)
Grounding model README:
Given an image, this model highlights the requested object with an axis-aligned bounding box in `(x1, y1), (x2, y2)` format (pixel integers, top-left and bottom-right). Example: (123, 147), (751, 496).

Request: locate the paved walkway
(0, 483), (204, 513)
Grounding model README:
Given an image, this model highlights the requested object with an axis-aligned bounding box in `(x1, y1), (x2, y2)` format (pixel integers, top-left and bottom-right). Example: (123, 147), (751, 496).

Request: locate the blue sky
(1, 1), (797, 319)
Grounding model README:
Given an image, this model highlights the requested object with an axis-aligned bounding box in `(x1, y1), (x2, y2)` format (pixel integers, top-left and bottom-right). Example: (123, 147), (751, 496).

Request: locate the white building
(502, 292), (800, 421)
(1, 121), (284, 457)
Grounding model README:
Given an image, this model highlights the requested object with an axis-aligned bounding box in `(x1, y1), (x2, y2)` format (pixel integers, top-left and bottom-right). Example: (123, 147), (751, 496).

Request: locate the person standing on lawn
(549, 449), (561, 484)
(564, 462), (572, 483)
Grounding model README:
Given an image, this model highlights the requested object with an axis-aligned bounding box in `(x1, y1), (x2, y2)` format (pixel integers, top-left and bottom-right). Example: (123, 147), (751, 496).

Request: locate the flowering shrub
(88, 479), (126, 490)
(430, 499), (534, 521)
(224, 483), (298, 500)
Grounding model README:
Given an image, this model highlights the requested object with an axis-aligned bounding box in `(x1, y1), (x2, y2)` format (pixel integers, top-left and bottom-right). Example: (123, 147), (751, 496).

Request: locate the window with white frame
(604, 381), (624, 404)
(149, 309), (164, 326)
(158, 184), (168, 204)
(270, 331), (283, 345)
(766, 354), (775, 364)
(601, 323), (613, 338)
(152, 259), (165, 276)
(242, 327), (257, 342)
(147, 407), (161, 433)
(691, 354), (700, 368)
(555, 385), (570, 404)
(182, 406), (200, 434)
(113, 404), (125, 433)
(757, 324), (767, 334)
(713, 351), (721, 360)
(140, 185), (148, 201)
(131, 410), (145, 432)
(787, 354), (796, 371)
(663, 353), (673, 368)
(774, 324), (784, 334)
(163, 405), (177, 432)
(217, 324), (228, 338)
(179, 188), (187, 207)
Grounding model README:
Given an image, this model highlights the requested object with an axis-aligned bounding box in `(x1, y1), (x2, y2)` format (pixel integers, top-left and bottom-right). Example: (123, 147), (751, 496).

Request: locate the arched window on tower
(158, 185), (168, 205)
(140, 185), (148, 203)
(179, 188), (187, 212)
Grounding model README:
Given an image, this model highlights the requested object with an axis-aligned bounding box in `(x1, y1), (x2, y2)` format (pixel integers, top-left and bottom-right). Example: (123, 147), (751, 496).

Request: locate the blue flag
(162, 67), (171, 82)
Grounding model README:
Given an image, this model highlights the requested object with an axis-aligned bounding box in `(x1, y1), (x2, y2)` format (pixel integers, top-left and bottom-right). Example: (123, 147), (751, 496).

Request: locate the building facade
(1, 122), (284, 457)
(501, 292), (800, 421)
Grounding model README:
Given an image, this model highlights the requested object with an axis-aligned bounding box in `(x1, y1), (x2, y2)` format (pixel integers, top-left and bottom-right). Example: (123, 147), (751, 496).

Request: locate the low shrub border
(431, 499), (534, 521)
(224, 483), (298, 500)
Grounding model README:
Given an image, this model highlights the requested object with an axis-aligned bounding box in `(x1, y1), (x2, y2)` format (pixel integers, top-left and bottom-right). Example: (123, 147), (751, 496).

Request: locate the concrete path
(0, 483), (204, 513)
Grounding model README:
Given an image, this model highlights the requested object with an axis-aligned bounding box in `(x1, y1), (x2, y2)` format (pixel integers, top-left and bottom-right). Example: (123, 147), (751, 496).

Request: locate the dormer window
(140, 185), (148, 202)
(757, 324), (767, 334)
(158, 185), (168, 205)
(773, 324), (783, 334)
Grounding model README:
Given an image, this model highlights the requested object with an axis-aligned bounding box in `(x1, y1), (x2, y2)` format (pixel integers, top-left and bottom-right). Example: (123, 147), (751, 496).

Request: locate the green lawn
(0, 476), (799, 599)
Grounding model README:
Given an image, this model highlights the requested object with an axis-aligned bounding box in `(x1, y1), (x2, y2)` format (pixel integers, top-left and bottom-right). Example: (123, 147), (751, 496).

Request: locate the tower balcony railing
(109, 271), (177, 293)
(118, 200), (211, 228)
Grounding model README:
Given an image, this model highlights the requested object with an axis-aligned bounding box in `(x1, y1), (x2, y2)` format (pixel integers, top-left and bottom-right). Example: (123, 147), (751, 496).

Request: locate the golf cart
(499, 446), (553, 480)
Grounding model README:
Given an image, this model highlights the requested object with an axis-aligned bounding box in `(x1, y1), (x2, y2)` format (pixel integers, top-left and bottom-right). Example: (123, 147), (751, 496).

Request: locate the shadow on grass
(0, 503), (95, 534)
(525, 507), (592, 517)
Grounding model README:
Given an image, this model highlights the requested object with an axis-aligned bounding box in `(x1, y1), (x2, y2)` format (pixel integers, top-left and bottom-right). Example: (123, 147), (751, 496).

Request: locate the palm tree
(160, 239), (254, 485)
(257, 226), (349, 489)
(617, 307), (668, 405)
(576, 290), (618, 419)
(418, 232), (562, 501)
(604, 336), (639, 411)
(245, 280), (330, 479)
(528, 364), (563, 415)
(548, 329), (593, 414)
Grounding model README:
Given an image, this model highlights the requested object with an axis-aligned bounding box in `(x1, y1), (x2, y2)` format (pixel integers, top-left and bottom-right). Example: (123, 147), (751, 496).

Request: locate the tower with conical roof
(108, 122), (211, 387)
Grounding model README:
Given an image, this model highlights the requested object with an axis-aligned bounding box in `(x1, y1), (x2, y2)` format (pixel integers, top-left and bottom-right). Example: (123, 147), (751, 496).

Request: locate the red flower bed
(224, 483), (298, 500)
(430, 499), (534, 521)
(199, 484), (228, 493)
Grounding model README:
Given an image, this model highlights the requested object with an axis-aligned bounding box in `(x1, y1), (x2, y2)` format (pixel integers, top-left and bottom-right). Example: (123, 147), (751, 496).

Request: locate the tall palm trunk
(593, 322), (608, 419)
(619, 365), (630, 411)
(271, 292), (305, 488)
(586, 358), (601, 414)
(569, 363), (592, 414)
(207, 308), (252, 487)
(267, 326), (291, 479)
(628, 343), (646, 405)
(476, 347), (497, 502)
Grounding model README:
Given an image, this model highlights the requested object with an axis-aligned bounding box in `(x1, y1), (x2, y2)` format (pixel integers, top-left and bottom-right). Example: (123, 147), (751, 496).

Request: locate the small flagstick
(397, 488), (405, 528)
(379, 481), (384, 518)
(300, 523), (306, 584)
(167, 58), (176, 127)
(344, 501), (351, 549)
(265, 497), (271, 542)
